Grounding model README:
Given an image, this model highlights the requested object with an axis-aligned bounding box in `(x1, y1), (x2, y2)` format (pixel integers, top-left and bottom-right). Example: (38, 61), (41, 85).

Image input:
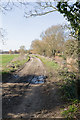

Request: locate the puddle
(13, 74), (19, 79)
(31, 75), (46, 84)
(13, 74), (47, 84)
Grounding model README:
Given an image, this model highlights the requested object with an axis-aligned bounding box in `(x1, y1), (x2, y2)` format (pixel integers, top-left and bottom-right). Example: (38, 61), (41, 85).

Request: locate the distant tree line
(1, 45), (27, 54)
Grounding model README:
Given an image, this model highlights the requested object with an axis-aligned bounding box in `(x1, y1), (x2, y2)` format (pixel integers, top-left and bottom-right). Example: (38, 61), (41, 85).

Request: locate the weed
(62, 100), (80, 119)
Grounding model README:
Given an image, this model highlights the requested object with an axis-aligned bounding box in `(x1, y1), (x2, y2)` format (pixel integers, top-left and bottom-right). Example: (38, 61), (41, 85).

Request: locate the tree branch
(25, 9), (57, 18)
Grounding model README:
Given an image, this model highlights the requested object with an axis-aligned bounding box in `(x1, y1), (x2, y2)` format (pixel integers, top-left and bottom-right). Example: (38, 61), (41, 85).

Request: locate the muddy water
(13, 74), (46, 84)
(31, 75), (46, 84)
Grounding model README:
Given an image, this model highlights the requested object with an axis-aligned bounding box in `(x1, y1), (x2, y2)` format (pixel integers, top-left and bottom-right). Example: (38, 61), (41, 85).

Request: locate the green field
(0, 54), (30, 74)
(0, 54), (19, 67)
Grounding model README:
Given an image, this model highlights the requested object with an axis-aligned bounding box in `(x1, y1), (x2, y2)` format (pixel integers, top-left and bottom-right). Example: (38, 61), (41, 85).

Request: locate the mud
(2, 56), (64, 119)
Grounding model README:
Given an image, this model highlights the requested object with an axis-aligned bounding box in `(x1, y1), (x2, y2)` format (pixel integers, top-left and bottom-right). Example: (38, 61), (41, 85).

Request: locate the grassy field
(1, 54), (30, 74)
(0, 54), (19, 67)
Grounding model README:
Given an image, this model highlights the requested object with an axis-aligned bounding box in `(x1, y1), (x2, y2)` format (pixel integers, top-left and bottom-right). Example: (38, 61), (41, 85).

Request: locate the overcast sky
(1, 2), (67, 51)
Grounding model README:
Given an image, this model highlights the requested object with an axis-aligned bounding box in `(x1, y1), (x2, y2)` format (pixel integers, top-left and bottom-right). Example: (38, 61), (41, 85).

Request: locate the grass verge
(36, 56), (59, 70)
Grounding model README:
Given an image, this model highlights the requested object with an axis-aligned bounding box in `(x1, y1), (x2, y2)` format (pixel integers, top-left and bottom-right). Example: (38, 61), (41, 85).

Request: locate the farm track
(2, 56), (64, 118)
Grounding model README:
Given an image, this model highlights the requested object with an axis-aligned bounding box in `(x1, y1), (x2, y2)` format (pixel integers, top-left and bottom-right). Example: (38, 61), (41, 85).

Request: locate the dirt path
(2, 56), (64, 118)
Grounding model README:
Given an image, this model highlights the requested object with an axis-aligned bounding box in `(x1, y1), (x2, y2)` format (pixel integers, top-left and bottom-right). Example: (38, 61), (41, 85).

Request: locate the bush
(59, 71), (77, 101)
(59, 70), (80, 119)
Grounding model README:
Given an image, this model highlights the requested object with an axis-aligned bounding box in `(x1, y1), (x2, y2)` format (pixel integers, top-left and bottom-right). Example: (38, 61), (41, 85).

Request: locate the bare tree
(31, 39), (43, 55)
(19, 45), (26, 55)
(0, 1), (58, 15)
(41, 25), (65, 57)
(31, 25), (65, 57)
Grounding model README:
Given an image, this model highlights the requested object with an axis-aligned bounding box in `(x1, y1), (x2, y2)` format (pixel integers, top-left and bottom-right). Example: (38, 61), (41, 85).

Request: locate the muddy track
(2, 56), (63, 119)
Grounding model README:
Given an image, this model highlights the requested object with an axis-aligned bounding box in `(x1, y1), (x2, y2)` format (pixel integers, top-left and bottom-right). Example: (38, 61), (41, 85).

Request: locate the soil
(2, 56), (65, 119)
